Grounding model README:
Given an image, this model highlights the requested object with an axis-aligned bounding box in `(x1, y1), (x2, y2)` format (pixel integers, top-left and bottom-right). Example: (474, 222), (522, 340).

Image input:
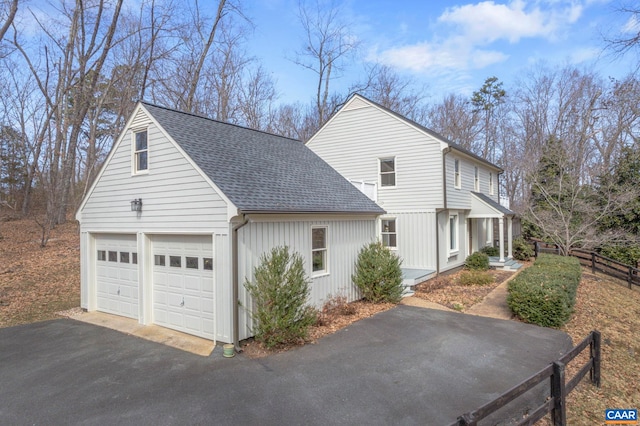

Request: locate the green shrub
(465, 252), (490, 271)
(458, 270), (494, 286)
(244, 246), (318, 348)
(352, 241), (403, 303)
(599, 245), (640, 267)
(513, 237), (534, 261)
(480, 245), (500, 256)
(507, 254), (581, 328)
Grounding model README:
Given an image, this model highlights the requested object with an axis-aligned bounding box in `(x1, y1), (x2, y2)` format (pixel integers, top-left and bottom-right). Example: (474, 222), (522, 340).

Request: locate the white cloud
(371, 1), (588, 75)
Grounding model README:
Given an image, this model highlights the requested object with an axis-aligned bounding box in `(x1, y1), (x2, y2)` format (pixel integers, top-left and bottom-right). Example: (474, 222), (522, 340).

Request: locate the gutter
(436, 147), (452, 275)
(232, 214), (249, 352)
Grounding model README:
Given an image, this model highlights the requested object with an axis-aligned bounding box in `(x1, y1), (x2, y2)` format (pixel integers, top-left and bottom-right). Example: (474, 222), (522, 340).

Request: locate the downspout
(232, 214), (249, 352)
(436, 147), (452, 275)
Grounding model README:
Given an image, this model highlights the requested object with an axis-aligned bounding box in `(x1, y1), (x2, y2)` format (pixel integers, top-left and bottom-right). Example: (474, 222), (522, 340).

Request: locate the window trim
(311, 226), (328, 276)
(453, 159), (461, 189)
(132, 129), (149, 175)
(489, 172), (494, 195)
(381, 217), (398, 249)
(474, 166), (479, 191)
(379, 157), (396, 188)
(448, 212), (459, 255)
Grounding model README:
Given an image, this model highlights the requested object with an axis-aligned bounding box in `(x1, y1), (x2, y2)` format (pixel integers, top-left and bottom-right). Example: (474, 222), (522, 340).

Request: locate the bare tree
(0, 0), (18, 46)
(603, 3), (640, 59)
(426, 93), (481, 152)
(294, 0), (359, 127)
(237, 65), (278, 130)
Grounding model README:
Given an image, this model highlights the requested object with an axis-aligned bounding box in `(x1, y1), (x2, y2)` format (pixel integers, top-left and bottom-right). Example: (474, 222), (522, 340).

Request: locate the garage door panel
(152, 235), (215, 340)
(95, 234), (139, 320)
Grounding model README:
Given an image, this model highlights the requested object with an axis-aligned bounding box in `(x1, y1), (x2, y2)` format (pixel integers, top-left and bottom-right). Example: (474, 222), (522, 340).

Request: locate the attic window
(134, 130), (148, 173)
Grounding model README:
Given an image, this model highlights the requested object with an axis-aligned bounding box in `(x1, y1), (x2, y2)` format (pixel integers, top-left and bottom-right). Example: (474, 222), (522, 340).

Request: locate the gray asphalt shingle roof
(142, 102), (384, 214)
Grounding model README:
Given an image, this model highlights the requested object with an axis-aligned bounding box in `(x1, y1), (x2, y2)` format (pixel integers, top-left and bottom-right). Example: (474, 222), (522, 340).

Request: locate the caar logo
(606, 409), (638, 424)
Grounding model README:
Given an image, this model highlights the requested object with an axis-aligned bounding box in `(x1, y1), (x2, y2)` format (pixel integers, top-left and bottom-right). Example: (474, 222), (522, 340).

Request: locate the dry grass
(0, 218), (80, 328)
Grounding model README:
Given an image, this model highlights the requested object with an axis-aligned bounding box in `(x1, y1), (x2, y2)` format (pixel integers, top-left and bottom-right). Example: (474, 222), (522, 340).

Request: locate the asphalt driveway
(0, 306), (572, 425)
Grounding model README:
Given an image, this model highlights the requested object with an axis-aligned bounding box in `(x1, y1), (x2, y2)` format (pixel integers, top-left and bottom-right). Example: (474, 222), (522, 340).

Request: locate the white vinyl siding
(78, 107), (229, 234)
(307, 100), (444, 211)
(454, 159), (461, 189)
(385, 211), (437, 270)
(474, 167), (479, 191)
(489, 172), (494, 195)
(236, 217), (376, 340)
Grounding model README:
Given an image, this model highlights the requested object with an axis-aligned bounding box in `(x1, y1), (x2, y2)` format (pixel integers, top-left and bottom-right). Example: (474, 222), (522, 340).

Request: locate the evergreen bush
(352, 241), (403, 303)
(244, 246), (317, 348)
(599, 245), (640, 267)
(465, 251), (490, 271)
(512, 237), (534, 261)
(480, 245), (500, 257)
(507, 254), (581, 328)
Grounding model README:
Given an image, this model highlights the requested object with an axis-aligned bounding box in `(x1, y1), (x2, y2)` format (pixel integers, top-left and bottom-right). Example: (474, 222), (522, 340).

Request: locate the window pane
(381, 173), (395, 186)
(203, 258), (213, 270)
(312, 250), (325, 272)
(170, 256), (181, 267)
(137, 151), (148, 171)
(97, 250), (106, 261)
(136, 131), (147, 150)
(132, 253), (138, 264)
(186, 256), (198, 269)
(120, 252), (130, 263)
(312, 228), (326, 250)
(154, 255), (165, 266)
(382, 219), (396, 233)
(108, 251), (117, 262)
(380, 159), (394, 173)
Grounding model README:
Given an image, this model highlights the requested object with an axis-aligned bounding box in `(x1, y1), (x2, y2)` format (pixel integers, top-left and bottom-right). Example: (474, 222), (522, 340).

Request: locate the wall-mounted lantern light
(130, 198), (143, 212)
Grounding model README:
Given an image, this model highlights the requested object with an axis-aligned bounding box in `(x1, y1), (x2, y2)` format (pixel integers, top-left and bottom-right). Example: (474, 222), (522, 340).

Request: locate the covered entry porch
(468, 192), (516, 267)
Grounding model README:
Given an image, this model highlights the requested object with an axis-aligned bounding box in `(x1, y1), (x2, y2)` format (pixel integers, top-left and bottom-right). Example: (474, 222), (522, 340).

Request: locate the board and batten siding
(383, 211), (437, 270)
(438, 210), (468, 272)
(307, 101), (444, 212)
(78, 107), (229, 235)
(235, 217), (376, 340)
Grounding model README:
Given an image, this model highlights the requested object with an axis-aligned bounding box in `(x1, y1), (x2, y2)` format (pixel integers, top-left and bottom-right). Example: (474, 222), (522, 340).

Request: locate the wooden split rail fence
(448, 330), (601, 426)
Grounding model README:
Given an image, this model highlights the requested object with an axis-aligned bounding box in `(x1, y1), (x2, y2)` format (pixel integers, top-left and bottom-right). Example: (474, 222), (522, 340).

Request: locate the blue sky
(246, 0), (639, 104)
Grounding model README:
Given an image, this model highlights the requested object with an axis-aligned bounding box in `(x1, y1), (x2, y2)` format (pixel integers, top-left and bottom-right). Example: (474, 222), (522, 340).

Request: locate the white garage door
(95, 234), (139, 319)
(152, 235), (214, 339)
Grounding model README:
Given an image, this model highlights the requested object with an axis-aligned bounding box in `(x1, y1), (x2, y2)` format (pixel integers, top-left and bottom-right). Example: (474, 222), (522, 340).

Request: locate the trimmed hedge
(507, 254), (581, 328)
(352, 241), (404, 303)
(480, 245), (500, 256)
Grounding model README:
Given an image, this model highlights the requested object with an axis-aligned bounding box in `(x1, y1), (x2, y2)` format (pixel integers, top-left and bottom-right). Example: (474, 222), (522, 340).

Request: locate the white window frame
(448, 212), (459, 255)
(454, 159), (461, 189)
(489, 172), (494, 195)
(133, 129), (149, 174)
(381, 217), (397, 249)
(474, 166), (479, 191)
(311, 226), (328, 276)
(379, 157), (396, 187)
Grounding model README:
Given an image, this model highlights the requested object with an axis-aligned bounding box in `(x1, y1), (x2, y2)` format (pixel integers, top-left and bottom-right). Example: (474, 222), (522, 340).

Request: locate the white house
(307, 94), (516, 283)
(76, 102), (384, 345)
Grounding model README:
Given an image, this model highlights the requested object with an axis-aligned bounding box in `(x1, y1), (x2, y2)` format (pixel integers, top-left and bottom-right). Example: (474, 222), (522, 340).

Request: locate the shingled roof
(142, 102), (384, 215)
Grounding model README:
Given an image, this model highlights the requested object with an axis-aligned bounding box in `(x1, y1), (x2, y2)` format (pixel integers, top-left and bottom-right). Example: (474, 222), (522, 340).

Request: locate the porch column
(507, 216), (513, 259)
(499, 216), (505, 262)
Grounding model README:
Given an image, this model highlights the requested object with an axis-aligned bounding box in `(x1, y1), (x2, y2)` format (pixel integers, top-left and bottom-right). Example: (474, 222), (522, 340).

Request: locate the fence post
(458, 413), (476, 426)
(591, 330), (601, 387)
(551, 361), (567, 426)
(628, 267), (633, 289)
(534, 241), (539, 258)
(591, 253), (596, 274)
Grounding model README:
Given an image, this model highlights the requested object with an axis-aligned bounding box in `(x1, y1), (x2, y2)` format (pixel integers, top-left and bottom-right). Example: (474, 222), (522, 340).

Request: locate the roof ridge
(139, 100), (302, 143)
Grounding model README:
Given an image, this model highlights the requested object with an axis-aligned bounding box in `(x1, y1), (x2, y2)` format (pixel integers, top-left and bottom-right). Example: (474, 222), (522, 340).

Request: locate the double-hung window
(134, 130), (148, 173)
(474, 167), (479, 191)
(380, 157), (396, 187)
(449, 213), (459, 254)
(381, 218), (397, 248)
(312, 226), (328, 274)
(454, 159), (461, 189)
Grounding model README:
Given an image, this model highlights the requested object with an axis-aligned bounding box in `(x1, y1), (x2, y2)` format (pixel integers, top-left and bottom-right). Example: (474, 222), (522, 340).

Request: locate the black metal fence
(448, 330), (601, 426)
